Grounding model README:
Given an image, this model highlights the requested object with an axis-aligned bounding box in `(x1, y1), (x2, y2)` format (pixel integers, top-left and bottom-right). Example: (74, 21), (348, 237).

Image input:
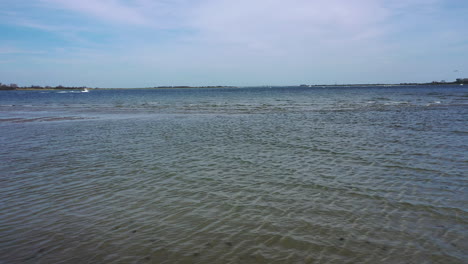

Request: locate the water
(1, 86), (467, 263)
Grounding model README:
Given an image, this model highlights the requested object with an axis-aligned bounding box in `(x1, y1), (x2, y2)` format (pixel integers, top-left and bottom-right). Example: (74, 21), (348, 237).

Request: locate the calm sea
(0, 86), (467, 263)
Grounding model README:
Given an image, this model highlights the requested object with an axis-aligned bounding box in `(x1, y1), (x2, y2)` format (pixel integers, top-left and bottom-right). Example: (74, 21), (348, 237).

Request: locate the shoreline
(1, 83), (465, 91)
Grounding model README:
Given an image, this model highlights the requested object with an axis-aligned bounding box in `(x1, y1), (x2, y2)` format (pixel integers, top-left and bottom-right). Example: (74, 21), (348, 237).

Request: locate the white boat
(82, 88), (89, 92)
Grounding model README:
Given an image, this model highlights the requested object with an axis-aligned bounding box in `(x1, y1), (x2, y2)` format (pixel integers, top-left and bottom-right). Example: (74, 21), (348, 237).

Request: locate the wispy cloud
(188, 0), (391, 52)
(0, 46), (45, 55)
(7, 0), (455, 49)
(39, 0), (149, 26)
(38, 0), (195, 29)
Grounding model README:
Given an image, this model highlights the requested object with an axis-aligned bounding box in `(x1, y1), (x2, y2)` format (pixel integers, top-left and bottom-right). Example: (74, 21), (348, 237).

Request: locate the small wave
(426, 101), (442, 106)
(383, 101), (410, 105)
(0, 116), (92, 123)
(57, 91), (81, 94)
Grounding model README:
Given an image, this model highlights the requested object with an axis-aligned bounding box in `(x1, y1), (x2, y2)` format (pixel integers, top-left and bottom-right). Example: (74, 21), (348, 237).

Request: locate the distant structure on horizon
(456, 78), (468, 84)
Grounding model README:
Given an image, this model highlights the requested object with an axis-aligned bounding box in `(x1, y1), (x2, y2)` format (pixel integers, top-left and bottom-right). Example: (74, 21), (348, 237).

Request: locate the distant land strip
(1, 79), (467, 90)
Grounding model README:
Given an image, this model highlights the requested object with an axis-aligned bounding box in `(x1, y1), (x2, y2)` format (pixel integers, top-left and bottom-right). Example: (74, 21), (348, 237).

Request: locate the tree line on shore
(0, 83), (89, 90)
(1, 79), (466, 91)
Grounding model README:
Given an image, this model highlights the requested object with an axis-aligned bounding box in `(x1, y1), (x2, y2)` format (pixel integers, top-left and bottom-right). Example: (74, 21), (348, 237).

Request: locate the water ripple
(1, 86), (467, 263)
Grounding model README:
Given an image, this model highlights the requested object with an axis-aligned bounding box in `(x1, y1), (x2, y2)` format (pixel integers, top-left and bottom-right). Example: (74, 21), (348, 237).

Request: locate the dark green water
(1, 86), (467, 263)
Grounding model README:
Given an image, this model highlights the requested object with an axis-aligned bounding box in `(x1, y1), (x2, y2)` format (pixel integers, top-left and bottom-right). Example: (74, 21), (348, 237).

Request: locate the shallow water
(1, 86), (467, 263)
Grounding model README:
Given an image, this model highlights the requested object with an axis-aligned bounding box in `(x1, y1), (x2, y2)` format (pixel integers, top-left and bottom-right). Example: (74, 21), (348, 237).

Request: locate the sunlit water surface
(1, 86), (467, 263)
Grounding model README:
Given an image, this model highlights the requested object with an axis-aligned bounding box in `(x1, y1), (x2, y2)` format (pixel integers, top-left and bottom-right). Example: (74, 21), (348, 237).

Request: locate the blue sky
(1, 0), (467, 87)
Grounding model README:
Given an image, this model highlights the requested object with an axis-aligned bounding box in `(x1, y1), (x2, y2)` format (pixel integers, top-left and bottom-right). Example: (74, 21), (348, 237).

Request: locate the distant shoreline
(0, 82), (466, 91)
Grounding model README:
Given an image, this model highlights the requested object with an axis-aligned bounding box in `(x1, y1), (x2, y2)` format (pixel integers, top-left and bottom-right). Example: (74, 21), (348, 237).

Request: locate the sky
(0, 0), (467, 88)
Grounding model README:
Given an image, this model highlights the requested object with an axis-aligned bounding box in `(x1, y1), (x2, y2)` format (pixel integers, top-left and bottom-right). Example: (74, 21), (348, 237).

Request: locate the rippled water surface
(1, 86), (467, 263)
